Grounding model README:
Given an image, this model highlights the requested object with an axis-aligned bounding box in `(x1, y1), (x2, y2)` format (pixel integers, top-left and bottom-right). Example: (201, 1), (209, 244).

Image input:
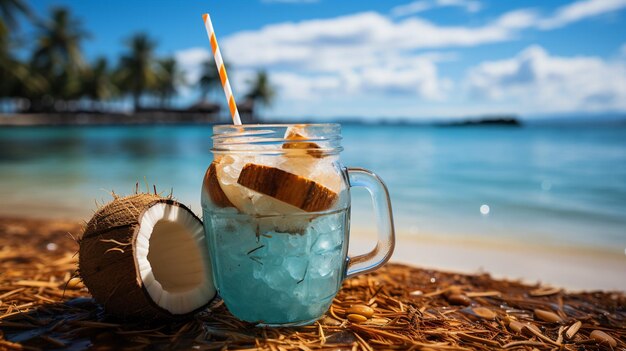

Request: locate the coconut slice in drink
(237, 163), (338, 212)
(79, 193), (216, 319)
(282, 126), (324, 158)
(212, 154), (306, 215)
(204, 162), (235, 208)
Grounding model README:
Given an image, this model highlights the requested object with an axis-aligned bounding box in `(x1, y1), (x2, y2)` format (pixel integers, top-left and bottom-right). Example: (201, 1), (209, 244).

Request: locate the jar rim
(211, 123), (342, 155)
(213, 123), (340, 132)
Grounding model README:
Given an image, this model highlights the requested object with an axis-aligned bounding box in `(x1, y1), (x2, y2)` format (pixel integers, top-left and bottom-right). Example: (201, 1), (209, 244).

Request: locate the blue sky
(28, 0), (626, 120)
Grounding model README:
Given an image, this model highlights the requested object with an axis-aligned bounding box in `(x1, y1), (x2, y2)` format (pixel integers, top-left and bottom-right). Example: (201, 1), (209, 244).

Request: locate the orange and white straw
(202, 13), (242, 125)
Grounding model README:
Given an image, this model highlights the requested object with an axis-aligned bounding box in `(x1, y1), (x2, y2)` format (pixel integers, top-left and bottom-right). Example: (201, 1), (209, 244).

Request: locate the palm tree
(0, 0), (33, 30)
(244, 70), (276, 120)
(0, 1), (42, 112)
(197, 58), (224, 101)
(83, 57), (117, 111)
(156, 57), (185, 109)
(31, 7), (88, 105)
(0, 20), (45, 110)
(116, 33), (159, 111)
(0, 20), (19, 110)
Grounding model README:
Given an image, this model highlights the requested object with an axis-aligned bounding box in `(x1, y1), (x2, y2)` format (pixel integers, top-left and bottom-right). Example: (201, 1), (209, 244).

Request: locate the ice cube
(312, 235), (341, 254)
(288, 233), (311, 256)
(252, 263), (264, 280)
(215, 155), (256, 213)
(312, 217), (337, 234)
(293, 278), (308, 301)
(265, 232), (310, 257)
(215, 217), (256, 253)
(251, 193), (302, 216)
(310, 252), (341, 277)
(307, 271), (340, 301)
(284, 257), (308, 280)
(261, 264), (291, 289)
(310, 216), (343, 254)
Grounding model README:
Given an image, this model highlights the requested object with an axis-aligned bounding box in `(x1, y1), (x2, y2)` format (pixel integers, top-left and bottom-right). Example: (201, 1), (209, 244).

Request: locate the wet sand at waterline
(349, 230), (626, 292)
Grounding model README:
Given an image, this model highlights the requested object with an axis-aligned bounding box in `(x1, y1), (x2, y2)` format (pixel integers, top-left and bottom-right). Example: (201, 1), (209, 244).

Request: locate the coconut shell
(237, 163), (338, 212)
(79, 193), (211, 320)
(203, 162), (235, 208)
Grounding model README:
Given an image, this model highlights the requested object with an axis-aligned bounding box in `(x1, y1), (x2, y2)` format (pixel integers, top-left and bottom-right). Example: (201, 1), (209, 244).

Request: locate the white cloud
(466, 45), (626, 113)
(271, 73), (342, 99)
(222, 10), (536, 70)
(494, 9), (539, 29)
(174, 47), (211, 90)
(391, 0), (481, 17)
(270, 57), (453, 100)
(540, 0), (626, 29)
(352, 58), (453, 99)
(214, 10), (539, 102)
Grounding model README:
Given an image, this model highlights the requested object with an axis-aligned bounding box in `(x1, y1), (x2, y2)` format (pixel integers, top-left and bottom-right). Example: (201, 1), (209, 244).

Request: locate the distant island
(437, 116), (521, 127)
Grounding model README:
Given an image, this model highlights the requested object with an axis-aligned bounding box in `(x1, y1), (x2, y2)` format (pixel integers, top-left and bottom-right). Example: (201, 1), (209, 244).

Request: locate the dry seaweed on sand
(0, 217), (624, 350)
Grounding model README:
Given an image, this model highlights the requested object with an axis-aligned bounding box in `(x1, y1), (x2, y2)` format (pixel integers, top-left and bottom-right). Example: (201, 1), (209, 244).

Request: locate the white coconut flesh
(134, 202), (215, 315)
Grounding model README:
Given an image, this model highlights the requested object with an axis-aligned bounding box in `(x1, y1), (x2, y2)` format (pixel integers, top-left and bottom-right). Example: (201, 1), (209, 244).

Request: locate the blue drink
(203, 210), (349, 324)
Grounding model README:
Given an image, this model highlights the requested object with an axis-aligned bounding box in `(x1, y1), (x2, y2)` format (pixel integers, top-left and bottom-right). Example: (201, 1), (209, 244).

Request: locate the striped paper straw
(202, 13), (242, 125)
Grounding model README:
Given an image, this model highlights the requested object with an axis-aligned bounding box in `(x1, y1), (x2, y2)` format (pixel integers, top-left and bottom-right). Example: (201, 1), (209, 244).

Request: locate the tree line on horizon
(0, 0), (275, 116)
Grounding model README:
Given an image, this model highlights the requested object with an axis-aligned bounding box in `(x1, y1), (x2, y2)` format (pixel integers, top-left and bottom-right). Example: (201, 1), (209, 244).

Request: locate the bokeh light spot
(480, 204), (490, 215)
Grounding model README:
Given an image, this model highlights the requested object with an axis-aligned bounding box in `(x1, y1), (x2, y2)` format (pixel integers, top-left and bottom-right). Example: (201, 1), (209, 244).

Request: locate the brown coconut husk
(78, 193), (211, 320)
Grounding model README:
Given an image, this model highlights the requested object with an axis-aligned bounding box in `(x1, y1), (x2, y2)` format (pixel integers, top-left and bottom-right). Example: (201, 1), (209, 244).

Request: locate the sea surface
(1, 124), (625, 255)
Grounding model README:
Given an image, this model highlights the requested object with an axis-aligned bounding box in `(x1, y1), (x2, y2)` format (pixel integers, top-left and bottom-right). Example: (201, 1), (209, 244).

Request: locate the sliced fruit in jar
(237, 163), (338, 212)
(283, 128), (323, 158)
(204, 162), (235, 208)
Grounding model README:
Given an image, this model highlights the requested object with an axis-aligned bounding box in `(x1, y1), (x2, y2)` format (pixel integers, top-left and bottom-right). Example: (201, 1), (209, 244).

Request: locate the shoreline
(350, 230), (626, 292)
(2, 214), (624, 292)
(2, 113), (626, 128)
(0, 112), (222, 126)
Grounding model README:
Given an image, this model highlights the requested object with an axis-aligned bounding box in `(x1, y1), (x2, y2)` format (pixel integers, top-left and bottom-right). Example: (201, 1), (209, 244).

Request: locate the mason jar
(202, 124), (394, 326)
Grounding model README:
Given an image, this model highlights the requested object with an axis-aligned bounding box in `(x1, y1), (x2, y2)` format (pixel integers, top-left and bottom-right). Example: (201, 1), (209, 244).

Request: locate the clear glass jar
(202, 124), (394, 326)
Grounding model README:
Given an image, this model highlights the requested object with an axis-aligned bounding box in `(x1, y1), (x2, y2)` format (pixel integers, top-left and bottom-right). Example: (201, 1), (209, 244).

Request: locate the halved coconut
(78, 193), (216, 319)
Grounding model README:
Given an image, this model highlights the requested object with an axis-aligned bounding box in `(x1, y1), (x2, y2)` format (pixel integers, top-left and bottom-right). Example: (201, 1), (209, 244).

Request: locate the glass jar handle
(345, 167), (395, 279)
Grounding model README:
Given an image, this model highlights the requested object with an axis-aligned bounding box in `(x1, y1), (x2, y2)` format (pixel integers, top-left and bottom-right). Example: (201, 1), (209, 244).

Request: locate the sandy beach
(1, 215), (623, 350)
(350, 232), (626, 292)
(3, 212), (623, 292)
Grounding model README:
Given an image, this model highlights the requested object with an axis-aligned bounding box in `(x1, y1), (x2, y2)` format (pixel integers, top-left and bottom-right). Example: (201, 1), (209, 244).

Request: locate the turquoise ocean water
(1, 124), (625, 254)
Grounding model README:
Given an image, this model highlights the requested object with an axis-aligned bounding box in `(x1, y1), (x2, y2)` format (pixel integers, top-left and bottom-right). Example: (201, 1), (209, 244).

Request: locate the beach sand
(2, 213), (623, 292)
(1, 215), (624, 350)
(349, 230), (626, 292)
